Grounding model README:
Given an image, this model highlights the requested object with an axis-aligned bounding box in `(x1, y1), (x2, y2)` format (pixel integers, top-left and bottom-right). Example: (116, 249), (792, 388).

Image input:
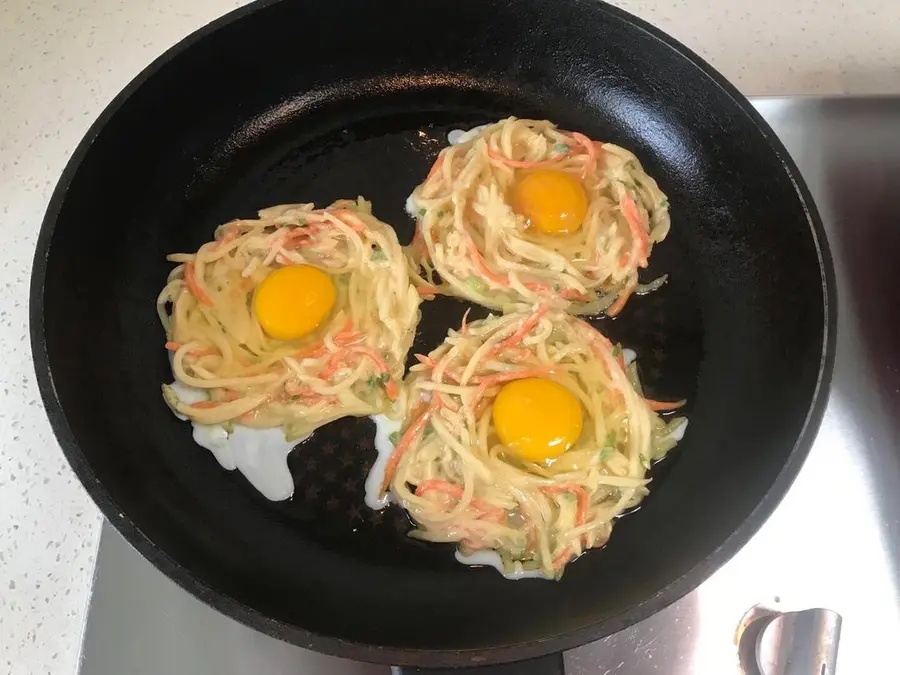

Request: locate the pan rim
(29, 0), (837, 666)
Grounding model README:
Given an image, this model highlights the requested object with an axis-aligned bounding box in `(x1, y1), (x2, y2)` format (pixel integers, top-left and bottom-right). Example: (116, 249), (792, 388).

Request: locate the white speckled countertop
(1, 0), (897, 673)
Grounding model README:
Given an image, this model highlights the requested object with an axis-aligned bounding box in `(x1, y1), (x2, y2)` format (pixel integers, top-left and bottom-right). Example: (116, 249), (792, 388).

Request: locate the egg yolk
(492, 377), (583, 462)
(253, 265), (336, 341)
(511, 169), (588, 235)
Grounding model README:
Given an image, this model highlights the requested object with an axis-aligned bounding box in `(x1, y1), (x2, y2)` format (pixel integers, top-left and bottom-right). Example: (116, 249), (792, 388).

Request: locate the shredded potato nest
(158, 198), (421, 440)
(379, 308), (686, 579)
(406, 118), (672, 316)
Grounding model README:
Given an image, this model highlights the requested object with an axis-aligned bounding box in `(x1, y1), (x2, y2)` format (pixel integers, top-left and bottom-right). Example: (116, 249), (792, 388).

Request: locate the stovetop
(76, 97), (900, 674)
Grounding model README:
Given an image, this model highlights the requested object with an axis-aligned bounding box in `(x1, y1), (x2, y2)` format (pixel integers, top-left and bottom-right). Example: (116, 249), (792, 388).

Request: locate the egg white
(365, 413), (402, 510)
(166, 371), (304, 501)
(454, 550), (551, 581)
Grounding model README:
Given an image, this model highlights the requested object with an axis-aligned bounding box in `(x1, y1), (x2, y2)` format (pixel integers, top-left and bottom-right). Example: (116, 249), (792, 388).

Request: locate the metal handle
(393, 652), (565, 675)
(755, 608), (843, 675)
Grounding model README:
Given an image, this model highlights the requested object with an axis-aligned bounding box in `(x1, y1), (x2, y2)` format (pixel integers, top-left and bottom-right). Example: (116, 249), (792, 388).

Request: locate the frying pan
(29, 0), (836, 672)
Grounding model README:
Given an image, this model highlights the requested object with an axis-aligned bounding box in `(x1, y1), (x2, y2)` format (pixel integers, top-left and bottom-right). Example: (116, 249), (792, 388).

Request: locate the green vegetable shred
(466, 276), (488, 294)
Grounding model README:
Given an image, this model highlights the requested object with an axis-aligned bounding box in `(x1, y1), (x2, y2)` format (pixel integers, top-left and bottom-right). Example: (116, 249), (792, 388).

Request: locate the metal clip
(755, 608), (842, 675)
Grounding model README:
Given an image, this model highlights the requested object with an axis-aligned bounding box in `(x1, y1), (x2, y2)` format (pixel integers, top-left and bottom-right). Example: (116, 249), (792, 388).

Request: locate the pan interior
(35, 0), (828, 661)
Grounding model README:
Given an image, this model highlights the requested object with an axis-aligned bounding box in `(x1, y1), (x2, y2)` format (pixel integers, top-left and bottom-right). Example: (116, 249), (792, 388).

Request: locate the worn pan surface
(30, 0), (835, 671)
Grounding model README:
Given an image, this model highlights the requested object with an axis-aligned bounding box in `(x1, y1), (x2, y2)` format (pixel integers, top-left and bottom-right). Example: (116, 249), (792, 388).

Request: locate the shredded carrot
(522, 281), (549, 295)
(466, 236), (507, 286)
(426, 153), (445, 181)
(414, 354), (438, 368)
(190, 400), (221, 409)
(504, 347), (533, 363)
(284, 382), (326, 402)
(416, 479), (464, 498)
(184, 262), (213, 306)
(645, 398), (685, 412)
(486, 145), (562, 169)
(383, 379), (399, 400)
(416, 285), (442, 297)
(410, 224), (431, 261)
(492, 305), (548, 355)
(552, 546), (573, 570)
(282, 239), (315, 250)
(607, 279), (637, 318)
(348, 345), (390, 374)
(560, 288), (589, 301)
(293, 322), (360, 360)
(567, 131), (598, 178)
(415, 480), (505, 521)
(320, 352), (345, 380)
(416, 353), (462, 383)
(434, 391), (460, 412)
(282, 228), (316, 250)
(164, 341), (182, 352)
(410, 226), (423, 250)
(381, 402), (438, 492)
(620, 189), (650, 269)
(326, 208), (367, 232)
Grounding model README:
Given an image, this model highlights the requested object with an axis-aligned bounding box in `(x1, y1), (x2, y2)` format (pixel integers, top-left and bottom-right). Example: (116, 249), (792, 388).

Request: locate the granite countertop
(1, 0), (898, 673)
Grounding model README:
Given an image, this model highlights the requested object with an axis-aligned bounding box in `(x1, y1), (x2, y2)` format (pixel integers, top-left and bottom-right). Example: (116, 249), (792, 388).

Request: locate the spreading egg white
(455, 550), (551, 580)
(166, 374), (302, 501)
(447, 124), (489, 146)
(365, 413), (402, 510)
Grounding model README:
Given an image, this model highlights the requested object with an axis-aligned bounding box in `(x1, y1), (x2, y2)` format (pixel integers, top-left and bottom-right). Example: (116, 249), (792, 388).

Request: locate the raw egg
(253, 265), (336, 341)
(511, 169), (588, 235)
(492, 377), (583, 462)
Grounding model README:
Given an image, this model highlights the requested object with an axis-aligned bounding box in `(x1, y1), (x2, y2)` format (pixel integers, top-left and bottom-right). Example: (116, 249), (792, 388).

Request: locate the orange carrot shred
(620, 189), (650, 269)
(553, 546), (573, 570)
(568, 131), (598, 178)
(645, 398), (685, 412)
(426, 153), (445, 181)
(492, 305), (549, 355)
(381, 402), (438, 492)
(184, 262), (213, 306)
(416, 285), (442, 297)
(607, 280), (636, 318)
(466, 236), (507, 286)
(415, 480), (505, 520)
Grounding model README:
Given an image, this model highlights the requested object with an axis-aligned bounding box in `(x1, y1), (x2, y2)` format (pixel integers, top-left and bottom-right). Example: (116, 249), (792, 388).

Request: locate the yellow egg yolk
(492, 377), (583, 462)
(511, 169), (588, 235)
(253, 265), (336, 341)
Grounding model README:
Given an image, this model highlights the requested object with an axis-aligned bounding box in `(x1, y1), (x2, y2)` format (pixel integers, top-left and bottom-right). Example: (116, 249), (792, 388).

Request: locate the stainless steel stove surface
(77, 97), (900, 675)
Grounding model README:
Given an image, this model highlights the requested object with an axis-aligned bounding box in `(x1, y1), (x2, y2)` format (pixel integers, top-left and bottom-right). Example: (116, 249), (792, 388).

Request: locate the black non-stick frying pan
(30, 0), (835, 672)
